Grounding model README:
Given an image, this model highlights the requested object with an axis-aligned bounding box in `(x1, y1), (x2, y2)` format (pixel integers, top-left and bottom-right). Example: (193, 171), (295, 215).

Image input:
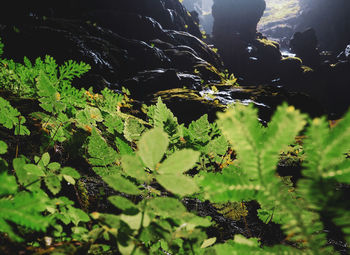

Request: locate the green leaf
(88, 128), (118, 166)
(188, 114), (210, 143)
(108, 196), (138, 211)
(14, 117), (30, 136)
(42, 152), (50, 166)
(47, 162), (61, 172)
(152, 97), (178, 129)
(0, 192), (51, 235)
(147, 197), (187, 218)
(45, 175), (62, 195)
(104, 114), (124, 134)
(115, 136), (133, 155)
(0, 172), (17, 195)
(158, 149), (200, 175)
(0, 140), (7, 154)
(137, 128), (169, 170)
(63, 175), (76, 185)
(201, 237), (216, 248)
(204, 135), (228, 155)
(103, 174), (141, 195)
(23, 164), (45, 177)
(120, 212), (150, 230)
(123, 117), (145, 142)
(61, 167), (80, 179)
(85, 106), (103, 122)
(217, 104), (262, 180)
(66, 206), (90, 225)
(121, 154), (148, 182)
(156, 174), (198, 196)
(0, 96), (20, 129)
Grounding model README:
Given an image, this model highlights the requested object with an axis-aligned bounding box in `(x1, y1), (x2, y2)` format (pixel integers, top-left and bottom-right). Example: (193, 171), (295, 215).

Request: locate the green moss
(282, 56), (302, 64)
(301, 65), (314, 73)
(256, 38), (279, 49)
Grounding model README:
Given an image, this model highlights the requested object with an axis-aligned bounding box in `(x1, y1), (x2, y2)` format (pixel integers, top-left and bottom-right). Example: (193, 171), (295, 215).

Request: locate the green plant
(199, 104), (350, 254)
(0, 38), (349, 254)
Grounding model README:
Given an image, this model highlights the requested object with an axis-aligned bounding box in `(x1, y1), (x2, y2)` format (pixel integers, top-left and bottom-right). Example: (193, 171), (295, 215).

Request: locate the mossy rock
(148, 88), (224, 124)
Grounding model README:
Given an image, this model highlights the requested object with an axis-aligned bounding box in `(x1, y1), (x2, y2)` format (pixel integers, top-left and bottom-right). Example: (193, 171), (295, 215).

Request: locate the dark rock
(166, 30), (223, 68)
(124, 69), (203, 100)
(337, 44), (350, 61)
(200, 84), (324, 123)
(278, 57), (303, 82)
(211, 0), (273, 82)
(212, 0), (266, 41)
(290, 28), (321, 68)
(148, 88), (225, 124)
(297, 0), (350, 53)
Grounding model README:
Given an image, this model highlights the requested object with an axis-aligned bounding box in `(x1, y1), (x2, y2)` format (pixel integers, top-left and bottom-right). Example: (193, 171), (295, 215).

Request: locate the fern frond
(212, 236), (306, 254)
(321, 109), (350, 168)
(198, 167), (260, 202)
(58, 60), (90, 81)
(260, 104), (306, 176)
(333, 211), (350, 244)
(217, 104), (262, 180)
(88, 128), (118, 166)
(0, 192), (51, 236)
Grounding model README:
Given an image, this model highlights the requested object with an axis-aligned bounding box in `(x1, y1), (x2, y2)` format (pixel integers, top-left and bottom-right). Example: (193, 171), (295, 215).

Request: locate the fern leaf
(322, 109), (350, 168)
(260, 104), (306, 176)
(198, 167), (260, 202)
(88, 128), (118, 166)
(0, 192), (51, 233)
(188, 114), (211, 144)
(59, 60), (90, 81)
(217, 104), (262, 180)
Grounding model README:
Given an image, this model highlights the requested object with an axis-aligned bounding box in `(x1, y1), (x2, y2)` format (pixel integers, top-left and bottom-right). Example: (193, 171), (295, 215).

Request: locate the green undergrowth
(0, 38), (349, 254)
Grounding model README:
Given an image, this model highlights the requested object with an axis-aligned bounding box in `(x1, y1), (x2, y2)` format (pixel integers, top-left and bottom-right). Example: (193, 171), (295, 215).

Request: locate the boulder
(211, 0), (269, 81)
(290, 28), (321, 68)
(212, 0), (266, 41)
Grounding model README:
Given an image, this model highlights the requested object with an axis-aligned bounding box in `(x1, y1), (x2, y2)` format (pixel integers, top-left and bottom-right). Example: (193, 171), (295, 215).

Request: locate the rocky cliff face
(0, 0), (223, 94)
(297, 0), (350, 53)
(0, 0), (343, 121)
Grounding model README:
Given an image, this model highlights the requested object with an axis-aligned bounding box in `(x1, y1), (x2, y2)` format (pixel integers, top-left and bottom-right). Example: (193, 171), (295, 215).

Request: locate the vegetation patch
(0, 38), (349, 254)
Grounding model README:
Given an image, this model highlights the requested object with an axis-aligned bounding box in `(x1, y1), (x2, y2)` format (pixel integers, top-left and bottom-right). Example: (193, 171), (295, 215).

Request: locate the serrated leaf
(23, 164), (45, 177)
(85, 106), (103, 122)
(88, 128), (118, 166)
(188, 114), (210, 143)
(137, 128), (169, 170)
(104, 114), (124, 134)
(121, 154), (148, 182)
(115, 136), (134, 155)
(153, 97), (178, 128)
(45, 175), (62, 195)
(158, 149), (200, 175)
(67, 206), (90, 225)
(124, 117), (145, 142)
(108, 196), (138, 211)
(147, 197), (187, 218)
(103, 174), (140, 195)
(156, 174), (198, 196)
(48, 162), (61, 171)
(204, 135), (228, 155)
